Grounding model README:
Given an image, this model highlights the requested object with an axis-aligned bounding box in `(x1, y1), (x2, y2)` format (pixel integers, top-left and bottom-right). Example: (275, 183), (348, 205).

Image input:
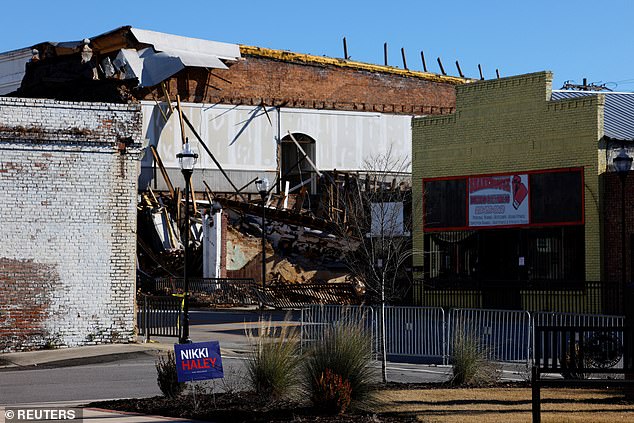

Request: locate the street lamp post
(613, 148), (633, 375)
(177, 140), (198, 344)
(255, 178), (269, 296)
(614, 148), (632, 300)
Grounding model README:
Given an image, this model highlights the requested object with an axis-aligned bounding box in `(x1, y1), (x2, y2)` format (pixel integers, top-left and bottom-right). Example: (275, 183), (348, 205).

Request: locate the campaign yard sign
(175, 341), (223, 382)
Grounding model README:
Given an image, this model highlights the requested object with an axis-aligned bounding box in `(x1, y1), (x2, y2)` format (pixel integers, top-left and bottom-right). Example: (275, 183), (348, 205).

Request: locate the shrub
(312, 368), (353, 415)
(245, 315), (302, 401)
(562, 342), (588, 380)
(155, 351), (185, 398)
(304, 317), (375, 412)
(450, 329), (499, 386)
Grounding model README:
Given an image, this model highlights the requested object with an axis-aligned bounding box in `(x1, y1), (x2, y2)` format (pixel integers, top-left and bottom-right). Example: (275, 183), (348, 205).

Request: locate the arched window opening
(280, 133), (316, 195)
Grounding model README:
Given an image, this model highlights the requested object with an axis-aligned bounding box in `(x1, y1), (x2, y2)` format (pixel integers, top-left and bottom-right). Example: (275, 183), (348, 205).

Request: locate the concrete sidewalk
(0, 314), (273, 370)
(0, 342), (168, 371)
(1, 401), (202, 422)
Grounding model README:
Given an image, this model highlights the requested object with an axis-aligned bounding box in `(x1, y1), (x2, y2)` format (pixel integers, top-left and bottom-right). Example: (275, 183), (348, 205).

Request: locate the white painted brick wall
(0, 97), (142, 351)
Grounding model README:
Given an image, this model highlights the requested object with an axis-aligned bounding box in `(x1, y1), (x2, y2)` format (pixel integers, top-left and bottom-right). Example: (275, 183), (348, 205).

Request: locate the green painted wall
(412, 71), (603, 282)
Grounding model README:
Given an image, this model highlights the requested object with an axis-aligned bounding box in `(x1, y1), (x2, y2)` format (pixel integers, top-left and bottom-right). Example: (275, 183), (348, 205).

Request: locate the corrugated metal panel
(130, 28), (240, 62)
(552, 90), (634, 141)
(0, 48), (31, 95)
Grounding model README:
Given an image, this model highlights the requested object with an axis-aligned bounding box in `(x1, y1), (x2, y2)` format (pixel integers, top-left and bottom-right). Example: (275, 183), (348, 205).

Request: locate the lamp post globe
(255, 177), (269, 199)
(176, 140), (198, 344)
(614, 148), (633, 177)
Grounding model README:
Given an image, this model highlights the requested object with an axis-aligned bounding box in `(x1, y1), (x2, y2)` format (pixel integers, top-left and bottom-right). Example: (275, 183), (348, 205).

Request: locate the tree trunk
(380, 278), (388, 383)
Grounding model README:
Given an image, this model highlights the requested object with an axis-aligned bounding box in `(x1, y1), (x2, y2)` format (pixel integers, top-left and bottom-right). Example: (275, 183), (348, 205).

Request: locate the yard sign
(174, 340), (224, 382)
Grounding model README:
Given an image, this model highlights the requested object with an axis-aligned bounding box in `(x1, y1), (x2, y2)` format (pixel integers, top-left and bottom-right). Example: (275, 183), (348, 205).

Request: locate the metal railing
(137, 294), (182, 341)
(533, 311), (624, 328)
(300, 305), (376, 354)
(413, 280), (624, 315)
(153, 277), (360, 309)
(262, 284), (360, 308)
(534, 325), (632, 374)
(299, 304), (626, 366)
(154, 277), (261, 306)
(383, 306), (446, 363)
(449, 308), (532, 363)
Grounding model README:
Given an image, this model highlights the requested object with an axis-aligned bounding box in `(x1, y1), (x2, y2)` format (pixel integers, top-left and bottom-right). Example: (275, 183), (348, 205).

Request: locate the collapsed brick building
(0, 26), (469, 349)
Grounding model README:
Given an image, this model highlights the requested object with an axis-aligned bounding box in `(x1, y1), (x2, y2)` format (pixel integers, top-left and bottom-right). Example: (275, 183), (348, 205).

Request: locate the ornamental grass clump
(304, 318), (375, 412)
(245, 315), (302, 401)
(450, 329), (499, 386)
(155, 350), (185, 398)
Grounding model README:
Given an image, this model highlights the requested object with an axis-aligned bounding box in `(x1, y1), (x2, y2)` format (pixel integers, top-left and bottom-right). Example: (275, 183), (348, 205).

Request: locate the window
(280, 133), (316, 194)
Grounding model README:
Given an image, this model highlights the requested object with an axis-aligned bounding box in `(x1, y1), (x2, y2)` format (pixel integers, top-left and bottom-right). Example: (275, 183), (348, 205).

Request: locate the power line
(560, 78), (612, 92)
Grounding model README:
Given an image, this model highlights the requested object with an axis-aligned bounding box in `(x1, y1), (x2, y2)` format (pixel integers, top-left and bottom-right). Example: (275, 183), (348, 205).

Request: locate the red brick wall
(603, 171), (634, 283)
(0, 259), (59, 352)
(143, 56), (456, 115)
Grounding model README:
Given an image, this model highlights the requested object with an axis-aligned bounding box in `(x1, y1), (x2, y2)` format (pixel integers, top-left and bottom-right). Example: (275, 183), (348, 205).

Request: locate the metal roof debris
(0, 26), (242, 95)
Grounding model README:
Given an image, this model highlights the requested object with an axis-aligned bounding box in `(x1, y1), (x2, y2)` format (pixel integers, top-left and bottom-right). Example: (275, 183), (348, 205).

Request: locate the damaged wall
(137, 39), (459, 194)
(0, 97), (142, 351)
(151, 52), (459, 114)
(140, 102), (413, 193)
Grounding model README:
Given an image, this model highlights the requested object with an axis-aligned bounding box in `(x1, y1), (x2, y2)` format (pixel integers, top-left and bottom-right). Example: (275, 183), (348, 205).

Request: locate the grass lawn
(380, 386), (634, 422)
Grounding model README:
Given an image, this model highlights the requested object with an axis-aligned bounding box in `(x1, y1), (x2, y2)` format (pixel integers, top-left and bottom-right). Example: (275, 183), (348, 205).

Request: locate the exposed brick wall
(142, 55), (457, 115)
(0, 97), (142, 351)
(0, 259), (59, 350)
(412, 72), (602, 282)
(602, 172), (634, 284)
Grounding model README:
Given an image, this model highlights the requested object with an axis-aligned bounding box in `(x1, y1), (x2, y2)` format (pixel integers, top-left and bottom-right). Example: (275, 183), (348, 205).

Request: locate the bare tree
(328, 147), (415, 383)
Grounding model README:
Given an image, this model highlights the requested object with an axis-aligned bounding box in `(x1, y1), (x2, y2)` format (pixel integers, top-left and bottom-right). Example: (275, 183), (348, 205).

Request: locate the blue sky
(3, 0), (634, 90)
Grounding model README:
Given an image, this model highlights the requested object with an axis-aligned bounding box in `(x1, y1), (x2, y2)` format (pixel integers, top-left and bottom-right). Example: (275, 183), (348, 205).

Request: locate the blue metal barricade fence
(299, 305), (625, 366)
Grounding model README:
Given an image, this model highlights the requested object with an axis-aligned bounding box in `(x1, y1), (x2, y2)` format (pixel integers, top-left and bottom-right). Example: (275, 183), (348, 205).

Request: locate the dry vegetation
(379, 387), (634, 422)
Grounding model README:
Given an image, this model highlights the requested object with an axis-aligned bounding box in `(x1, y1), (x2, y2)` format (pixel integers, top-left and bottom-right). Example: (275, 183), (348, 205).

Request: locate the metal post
(255, 177), (269, 309)
(621, 175), (627, 297)
(531, 366), (541, 423)
(144, 295), (150, 343)
(180, 169), (192, 343)
(614, 149), (633, 389)
(621, 173), (634, 384)
(261, 196), (266, 293)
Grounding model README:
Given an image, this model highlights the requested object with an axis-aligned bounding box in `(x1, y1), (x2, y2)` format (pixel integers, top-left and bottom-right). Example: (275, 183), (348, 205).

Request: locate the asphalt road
(0, 353), (465, 405)
(0, 309), (527, 405)
(0, 354), (256, 405)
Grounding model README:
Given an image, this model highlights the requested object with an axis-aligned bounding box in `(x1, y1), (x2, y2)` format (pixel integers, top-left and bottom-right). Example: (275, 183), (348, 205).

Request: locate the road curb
(0, 350), (158, 372)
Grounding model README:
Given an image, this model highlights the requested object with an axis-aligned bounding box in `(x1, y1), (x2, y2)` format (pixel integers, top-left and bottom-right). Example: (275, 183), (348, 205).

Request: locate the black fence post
(144, 295), (150, 343)
(532, 365), (540, 423)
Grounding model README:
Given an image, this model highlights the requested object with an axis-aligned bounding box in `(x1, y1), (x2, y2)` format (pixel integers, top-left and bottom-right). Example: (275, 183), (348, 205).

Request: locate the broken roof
(0, 26), (469, 95)
(0, 26), (242, 93)
(112, 28), (240, 87)
(240, 45), (468, 85)
(552, 90), (634, 141)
